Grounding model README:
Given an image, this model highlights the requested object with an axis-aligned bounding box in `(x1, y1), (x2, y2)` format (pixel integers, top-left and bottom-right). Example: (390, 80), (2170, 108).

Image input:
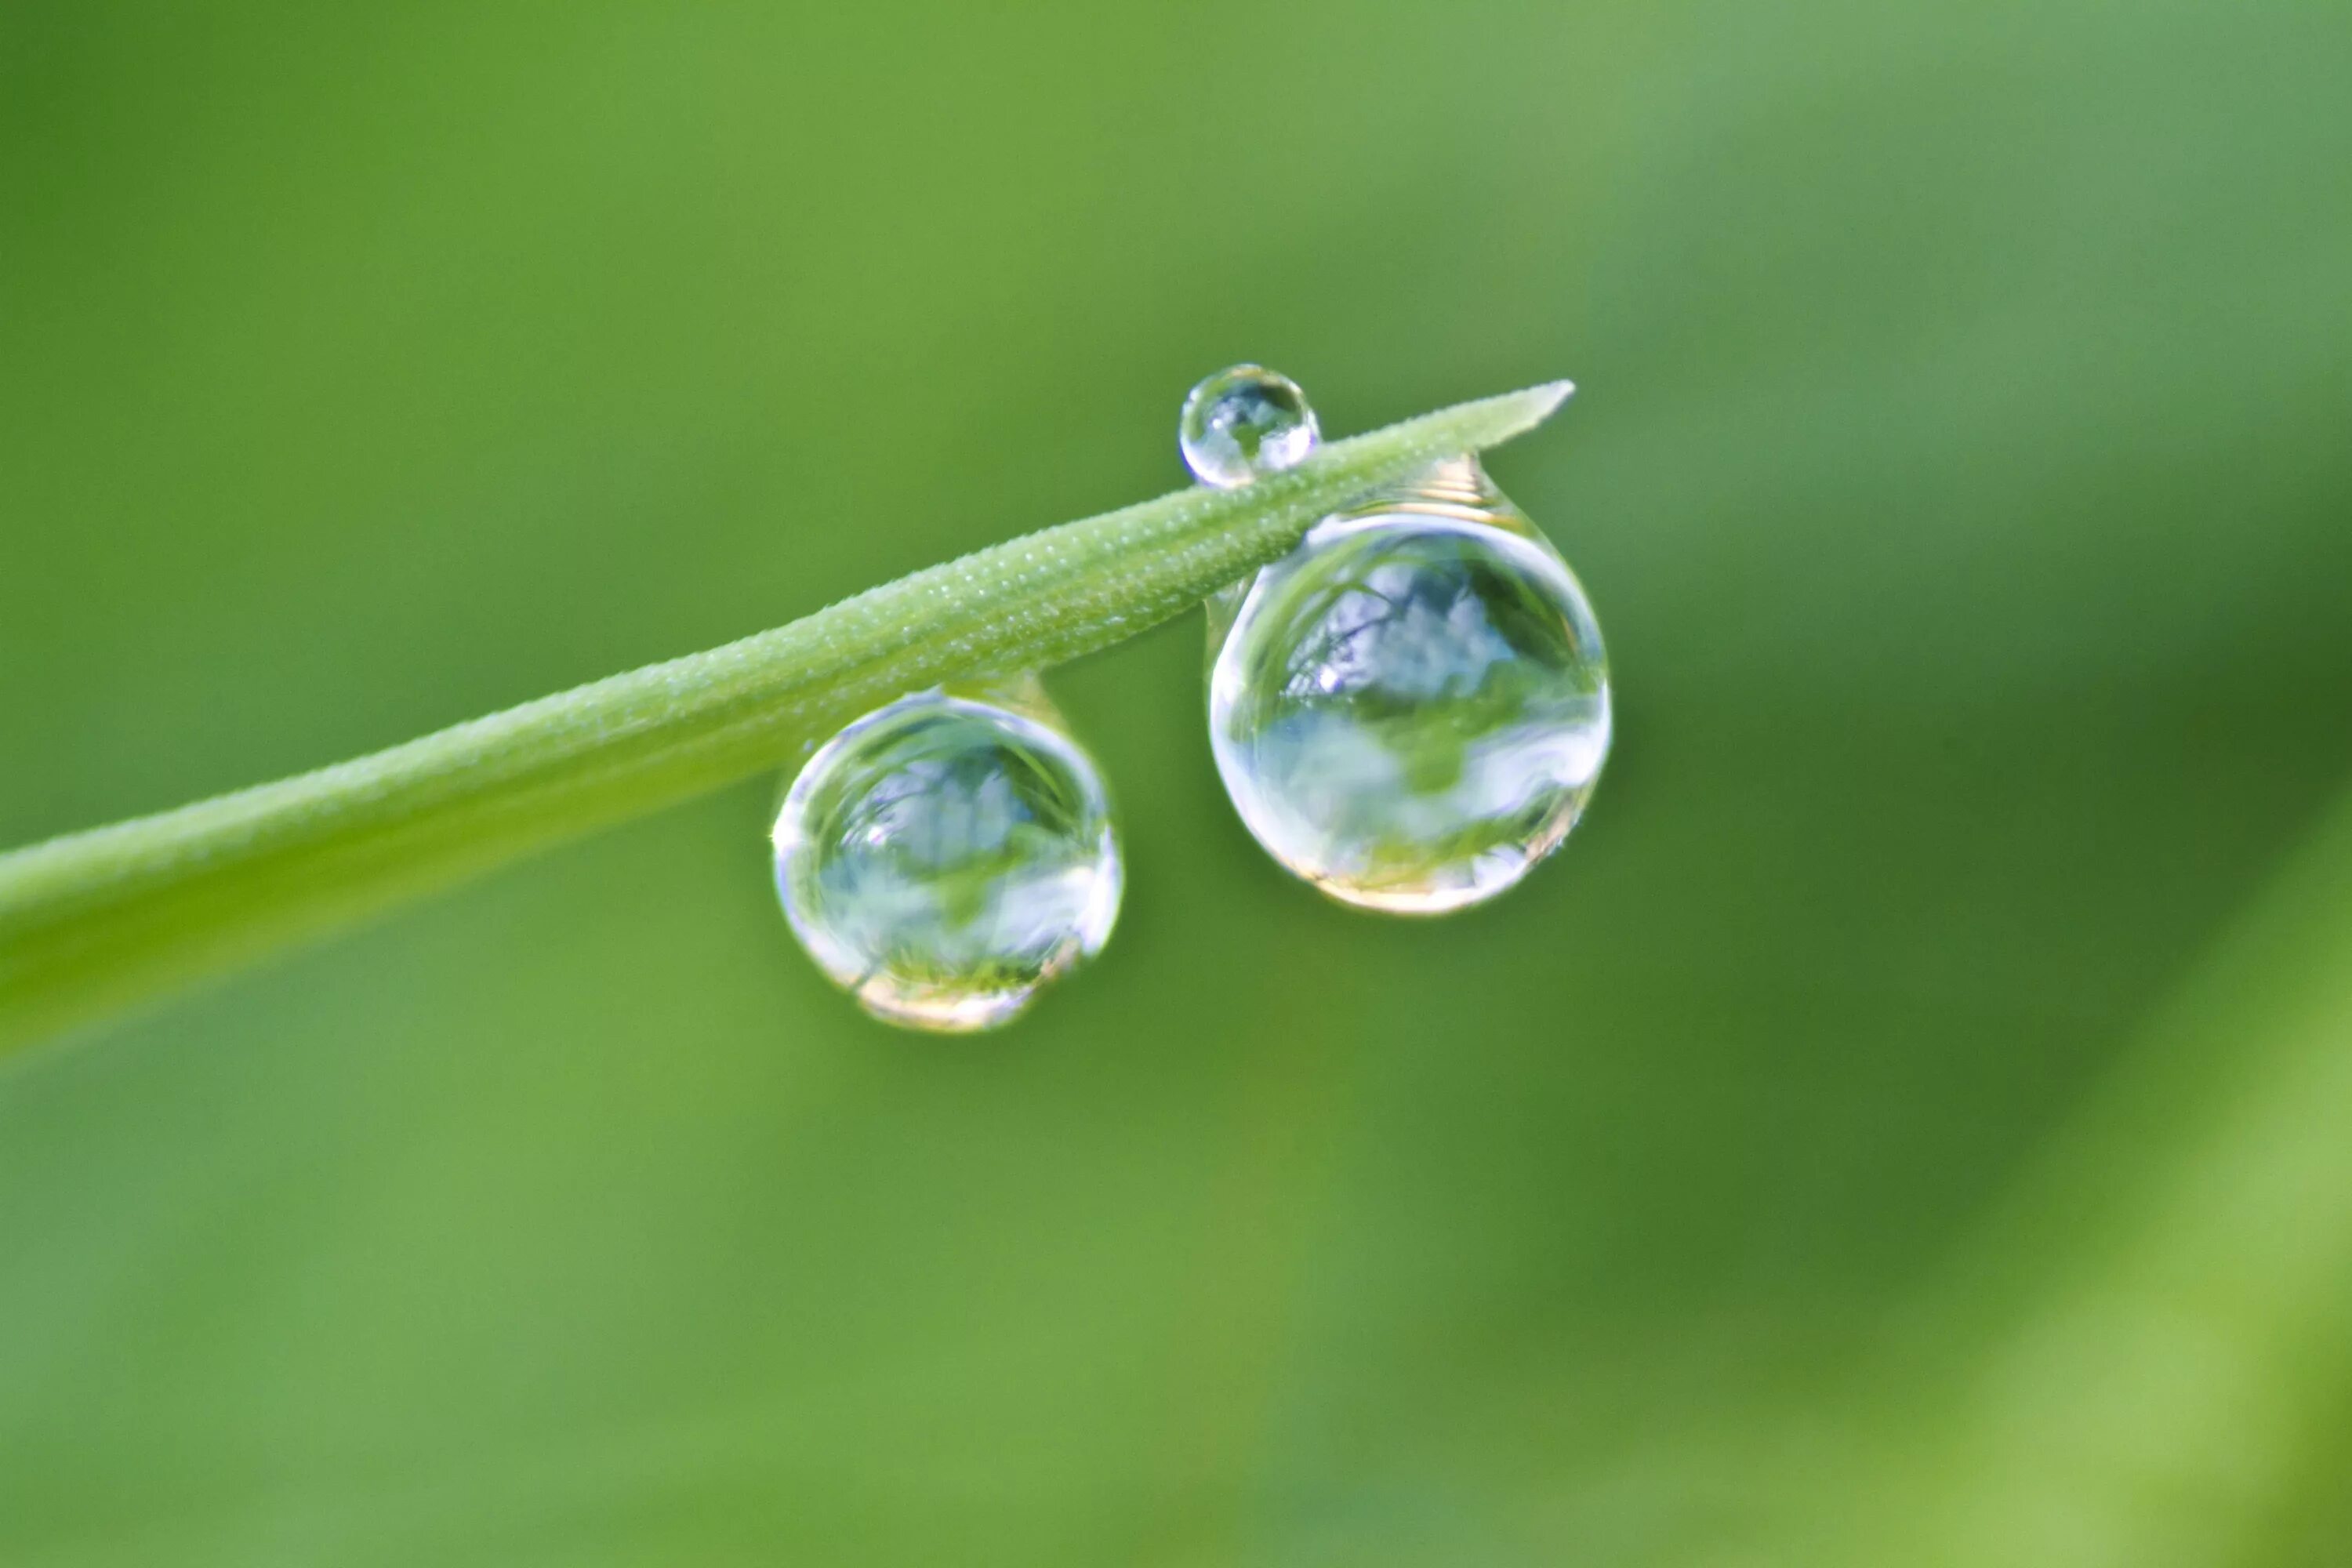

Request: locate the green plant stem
(0, 383), (1572, 1058)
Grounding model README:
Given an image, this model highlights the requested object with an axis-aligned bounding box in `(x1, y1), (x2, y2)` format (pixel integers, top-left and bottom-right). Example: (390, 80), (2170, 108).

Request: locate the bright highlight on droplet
(772, 685), (1122, 1031)
(1207, 457), (1610, 914)
(1178, 364), (1320, 488)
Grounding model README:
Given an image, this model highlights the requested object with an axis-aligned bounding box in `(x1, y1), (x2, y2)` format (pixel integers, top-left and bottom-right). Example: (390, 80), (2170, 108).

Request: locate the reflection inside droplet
(773, 684), (1122, 1030)
(1179, 364), (1319, 488)
(1207, 459), (1610, 913)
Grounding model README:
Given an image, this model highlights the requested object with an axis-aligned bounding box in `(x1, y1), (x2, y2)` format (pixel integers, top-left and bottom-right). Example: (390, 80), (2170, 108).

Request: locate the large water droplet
(1179, 364), (1319, 488)
(1207, 458), (1610, 914)
(773, 682), (1122, 1031)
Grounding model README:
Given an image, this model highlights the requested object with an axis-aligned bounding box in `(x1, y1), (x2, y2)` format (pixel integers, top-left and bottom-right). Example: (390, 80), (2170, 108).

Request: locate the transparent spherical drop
(773, 684), (1122, 1032)
(1207, 458), (1610, 914)
(1179, 364), (1320, 488)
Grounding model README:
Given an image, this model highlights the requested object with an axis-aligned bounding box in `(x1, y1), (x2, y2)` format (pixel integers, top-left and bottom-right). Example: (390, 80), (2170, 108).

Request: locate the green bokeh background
(5, 3), (2350, 1563)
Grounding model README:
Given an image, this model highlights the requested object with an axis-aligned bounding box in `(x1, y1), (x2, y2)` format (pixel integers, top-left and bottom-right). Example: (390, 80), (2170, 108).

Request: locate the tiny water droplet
(1207, 458), (1610, 914)
(1179, 364), (1319, 488)
(773, 682), (1121, 1031)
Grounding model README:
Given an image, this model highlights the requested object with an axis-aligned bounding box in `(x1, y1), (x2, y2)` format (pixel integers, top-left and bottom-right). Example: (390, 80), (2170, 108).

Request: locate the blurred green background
(5, 2), (2350, 1563)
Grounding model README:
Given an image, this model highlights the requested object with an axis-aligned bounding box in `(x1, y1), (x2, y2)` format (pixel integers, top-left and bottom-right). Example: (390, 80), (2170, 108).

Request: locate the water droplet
(773, 681), (1122, 1031)
(1179, 364), (1319, 488)
(1207, 458), (1610, 914)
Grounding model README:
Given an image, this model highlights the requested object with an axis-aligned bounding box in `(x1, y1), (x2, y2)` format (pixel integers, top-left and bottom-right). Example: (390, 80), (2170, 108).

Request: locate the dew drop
(1179, 364), (1319, 488)
(772, 681), (1122, 1031)
(1207, 458), (1610, 914)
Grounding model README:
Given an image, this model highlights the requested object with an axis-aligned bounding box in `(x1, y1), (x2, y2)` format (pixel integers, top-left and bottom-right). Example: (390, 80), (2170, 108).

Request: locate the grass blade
(0, 382), (1572, 1057)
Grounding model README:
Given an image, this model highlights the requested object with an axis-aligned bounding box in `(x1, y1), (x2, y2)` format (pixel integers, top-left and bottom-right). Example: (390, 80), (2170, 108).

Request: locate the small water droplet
(1207, 458), (1610, 914)
(1179, 364), (1319, 488)
(773, 681), (1122, 1031)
